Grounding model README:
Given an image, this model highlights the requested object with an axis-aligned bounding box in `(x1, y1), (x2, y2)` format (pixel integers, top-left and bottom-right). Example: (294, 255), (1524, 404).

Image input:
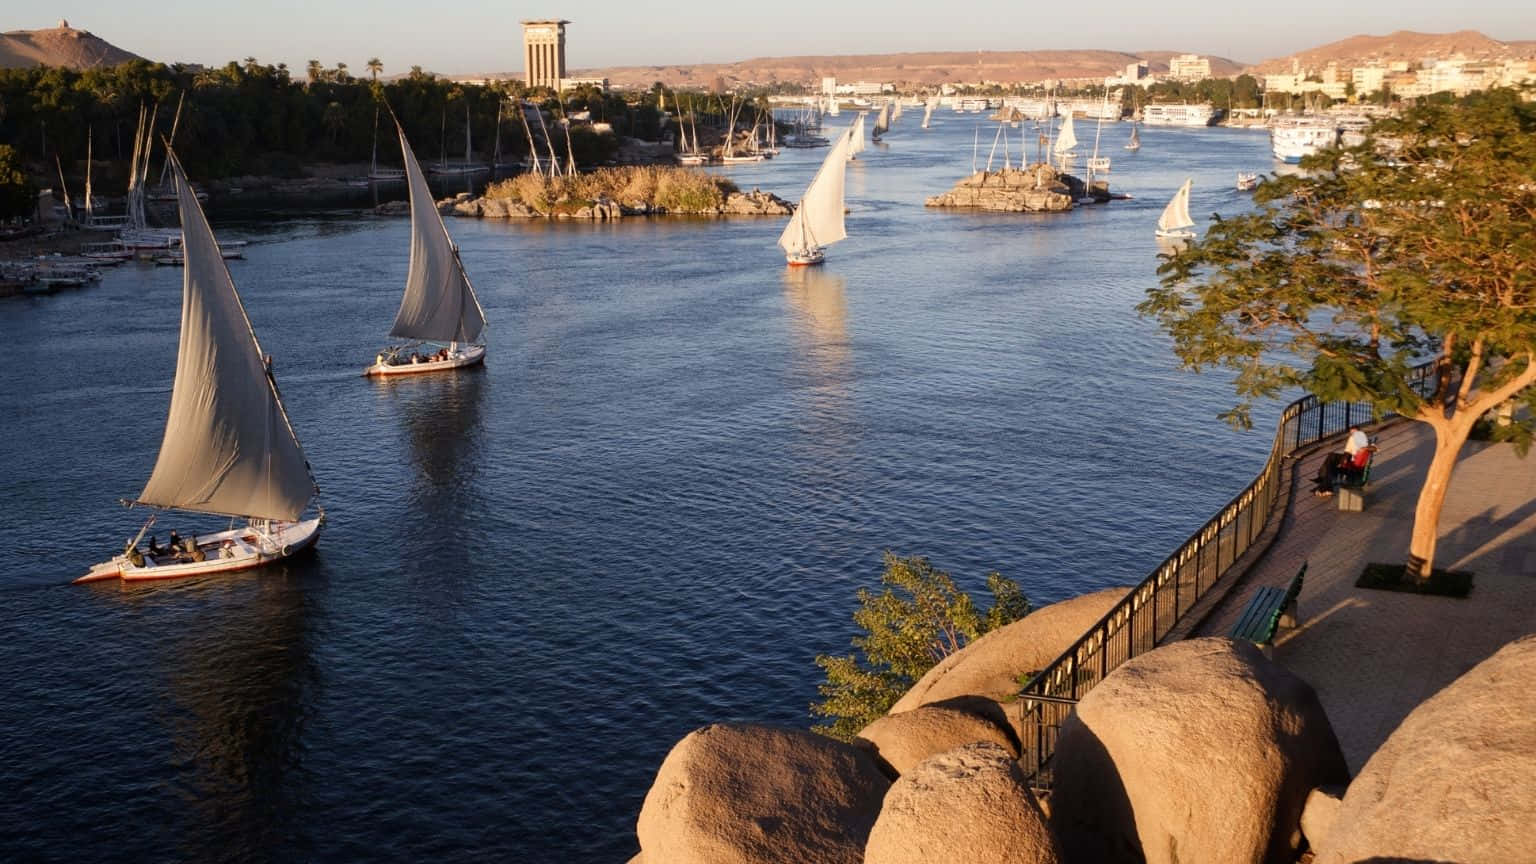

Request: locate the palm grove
(1143, 88), (1536, 584)
(0, 58), (777, 218)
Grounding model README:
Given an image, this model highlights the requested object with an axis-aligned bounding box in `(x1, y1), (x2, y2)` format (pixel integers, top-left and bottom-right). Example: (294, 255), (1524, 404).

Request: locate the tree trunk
(1405, 422), (1471, 583)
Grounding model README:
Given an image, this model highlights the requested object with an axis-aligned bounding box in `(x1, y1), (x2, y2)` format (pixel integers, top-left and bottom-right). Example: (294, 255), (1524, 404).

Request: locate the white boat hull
(364, 344), (486, 377)
(1155, 228), (1196, 239)
(77, 517), (323, 584)
(785, 247), (826, 266)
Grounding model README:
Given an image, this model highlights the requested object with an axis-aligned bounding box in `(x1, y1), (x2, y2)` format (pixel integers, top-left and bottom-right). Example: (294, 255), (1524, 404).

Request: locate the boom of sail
(779, 134), (850, 257)
(390, 123), (487, 345)
(136, 151), (317, 522)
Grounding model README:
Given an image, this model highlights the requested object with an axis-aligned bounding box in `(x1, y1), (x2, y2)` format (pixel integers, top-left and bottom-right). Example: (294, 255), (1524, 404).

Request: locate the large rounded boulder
(636, 723), (890, 864)
(1316, 634), (1536, 863)
(890, 586), (1129, 713)
(864, 742), (1062, 864)
(1049, 638), (1348, 864)
(856, 699), (1018, 778)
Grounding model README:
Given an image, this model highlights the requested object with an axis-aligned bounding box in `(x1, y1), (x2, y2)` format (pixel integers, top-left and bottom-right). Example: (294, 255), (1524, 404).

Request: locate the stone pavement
(1190, 420), (1536, 773)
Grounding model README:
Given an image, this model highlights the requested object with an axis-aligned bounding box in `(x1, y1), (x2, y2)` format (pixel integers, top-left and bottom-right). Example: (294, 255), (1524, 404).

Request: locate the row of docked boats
(77, 113), (485, 584)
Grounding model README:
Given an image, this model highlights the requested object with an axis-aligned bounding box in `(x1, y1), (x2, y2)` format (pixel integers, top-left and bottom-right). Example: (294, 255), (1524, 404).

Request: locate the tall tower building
(522, 19), (569, 89)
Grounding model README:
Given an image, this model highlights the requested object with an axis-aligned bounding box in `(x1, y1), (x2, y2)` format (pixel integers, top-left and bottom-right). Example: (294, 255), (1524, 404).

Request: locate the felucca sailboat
(1155, 178), (1196, 239)
(78, 150), (323, 583)
(779, 133), (850, 266)
(365, 120), (488, 376)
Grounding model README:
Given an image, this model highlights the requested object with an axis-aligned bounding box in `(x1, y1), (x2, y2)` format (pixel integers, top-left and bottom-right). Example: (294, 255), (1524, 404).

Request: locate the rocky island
(403, 165), (793, 220)
(925, 163), (1108, 213)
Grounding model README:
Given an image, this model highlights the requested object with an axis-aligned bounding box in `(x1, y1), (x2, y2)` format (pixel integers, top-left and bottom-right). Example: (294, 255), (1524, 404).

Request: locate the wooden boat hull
(364, 344), (486, 377)
(76, 517), (322, 584)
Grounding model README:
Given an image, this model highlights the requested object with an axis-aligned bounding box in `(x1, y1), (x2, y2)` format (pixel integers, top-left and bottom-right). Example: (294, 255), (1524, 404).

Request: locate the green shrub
(810, 553), (1031, 741)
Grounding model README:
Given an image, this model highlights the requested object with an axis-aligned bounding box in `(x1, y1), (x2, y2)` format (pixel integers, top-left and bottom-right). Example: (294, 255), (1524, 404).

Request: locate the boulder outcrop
(864, 742), (1062, 864)
(891, 586), (1129, 715)
(721, 189), (793, 215)
(1315, 634), (1536, 864)
(856, 699), (1018, 778)
(924, 164), (1082, 212)
(636, 723), (889, 864)
(1049, 638), (1348, 864)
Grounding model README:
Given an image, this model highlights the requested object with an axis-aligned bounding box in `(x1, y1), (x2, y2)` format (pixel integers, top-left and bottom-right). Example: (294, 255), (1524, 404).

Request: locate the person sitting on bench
(1314, 426), (1372, 497)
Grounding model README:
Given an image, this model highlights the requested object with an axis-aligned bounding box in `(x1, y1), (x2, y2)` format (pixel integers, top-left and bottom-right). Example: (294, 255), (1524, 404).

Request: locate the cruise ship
(1140, 103), (1218, 127)
(1269, 117), (1339, 163)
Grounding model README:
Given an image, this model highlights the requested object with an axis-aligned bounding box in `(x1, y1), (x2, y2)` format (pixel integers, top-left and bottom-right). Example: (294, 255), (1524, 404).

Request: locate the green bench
(1229, 563), (1307, 657)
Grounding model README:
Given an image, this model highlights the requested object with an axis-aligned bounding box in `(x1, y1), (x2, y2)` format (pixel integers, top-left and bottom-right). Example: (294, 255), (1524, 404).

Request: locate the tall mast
(84, 128), (93, 222)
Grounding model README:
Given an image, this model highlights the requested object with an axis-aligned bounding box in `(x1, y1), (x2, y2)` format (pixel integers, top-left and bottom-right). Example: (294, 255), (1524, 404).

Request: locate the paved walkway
(1191, 421), (1536, 773)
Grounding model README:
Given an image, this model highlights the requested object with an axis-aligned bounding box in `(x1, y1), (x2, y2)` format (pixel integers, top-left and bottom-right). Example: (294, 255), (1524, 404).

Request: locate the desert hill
(1245, 30), (1536, 74)
(573, 49), (1245, 90)
(0, 21), (143, 69)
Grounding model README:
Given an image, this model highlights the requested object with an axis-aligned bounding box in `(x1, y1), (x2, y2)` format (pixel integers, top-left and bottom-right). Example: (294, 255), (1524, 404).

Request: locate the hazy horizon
(18, 2), (1536, 77)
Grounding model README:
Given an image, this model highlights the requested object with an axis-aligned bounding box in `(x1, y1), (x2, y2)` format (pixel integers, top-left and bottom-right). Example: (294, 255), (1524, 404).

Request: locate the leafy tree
(306, 59), (322, 86)
(0, 144), (33, 221)
(811, 554), (1031, 740)
(367, 58), (383, 81)
(1141, 88), (1536, 584)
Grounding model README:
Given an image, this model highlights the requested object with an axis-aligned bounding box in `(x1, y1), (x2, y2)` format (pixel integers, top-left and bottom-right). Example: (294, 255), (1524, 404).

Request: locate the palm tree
(306, 59), (322, 87)
(335, 61), (349, 82)
(367, 58), (383, 81)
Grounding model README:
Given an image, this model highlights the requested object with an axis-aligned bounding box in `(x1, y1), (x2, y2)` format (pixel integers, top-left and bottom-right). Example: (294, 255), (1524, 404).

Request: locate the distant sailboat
(1125, 123), (1141, 151)
(370, 106), (406, 181)
(429, 103), (490, 177)
(77, 149), (323, 583)
(1155, 178), (1196, 239)
(921, 96), (938, 129)
(1054, 112), (1078, 170)
(847, 112), (867, 160)
(871, 101), (891, 140)
(365, 119), (489, 376)
(779, 133), (851, 266)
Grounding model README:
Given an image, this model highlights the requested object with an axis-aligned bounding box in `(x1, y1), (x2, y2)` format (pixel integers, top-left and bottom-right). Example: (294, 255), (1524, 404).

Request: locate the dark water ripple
(0, 120), (1281, 861)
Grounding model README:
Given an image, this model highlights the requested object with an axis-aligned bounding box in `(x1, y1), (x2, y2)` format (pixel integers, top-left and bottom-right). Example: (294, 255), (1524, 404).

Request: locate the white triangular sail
(390, 124), (487, 344)
(137, 152), (315, 522)
(848, 113), (867, 157)
(1054, 112), (1078, 154)
(779, 135), (850, 256)
(872, 102), (890, 136)
(921, 96), (937, 129)
(1127, 124), (1141, 150)
(1157, 178), (1195, 232)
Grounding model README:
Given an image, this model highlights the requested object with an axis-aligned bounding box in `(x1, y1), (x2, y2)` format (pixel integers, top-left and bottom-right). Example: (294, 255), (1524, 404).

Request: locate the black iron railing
(1015, 363), (1435, 787)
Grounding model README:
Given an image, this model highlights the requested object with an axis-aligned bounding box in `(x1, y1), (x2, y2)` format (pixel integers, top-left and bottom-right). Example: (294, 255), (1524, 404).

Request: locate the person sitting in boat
(147, 535), (164, 557)
(127, 545), (145, 568)
(167, 530), (182, 555)
(410, 352), (423, 364)
(220, 539), (237, 559)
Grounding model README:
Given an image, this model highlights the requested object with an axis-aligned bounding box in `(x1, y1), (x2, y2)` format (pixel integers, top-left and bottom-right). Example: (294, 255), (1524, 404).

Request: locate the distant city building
(1105, 60), (1149, 87)
(1351, 64), (1387, 95)
(1167, 54), (1211, 82)
(522, 19), (569, 89)
(821, 76), (837, 96)
(834, 81), (892, 96)
(559, 76), (608, 92)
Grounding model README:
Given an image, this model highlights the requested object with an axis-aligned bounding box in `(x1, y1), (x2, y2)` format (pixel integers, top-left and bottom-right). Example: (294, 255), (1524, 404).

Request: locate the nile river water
(1, 116), (1279, 862)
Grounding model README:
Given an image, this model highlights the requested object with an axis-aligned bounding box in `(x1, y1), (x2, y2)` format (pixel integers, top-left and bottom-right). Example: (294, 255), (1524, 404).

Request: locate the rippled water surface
(1, 118), (1280, 861)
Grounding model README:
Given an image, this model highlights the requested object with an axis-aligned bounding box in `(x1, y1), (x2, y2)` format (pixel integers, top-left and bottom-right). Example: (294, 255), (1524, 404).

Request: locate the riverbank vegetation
(811, 554), (1030, 741)
(0, 60), (775, 192)
(1142, 87), (1536, 587)
(484, 165), (738, 214)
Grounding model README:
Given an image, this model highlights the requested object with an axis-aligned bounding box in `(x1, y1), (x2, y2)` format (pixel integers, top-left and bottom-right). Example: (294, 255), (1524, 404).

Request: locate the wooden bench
(1335, 451), (1375, 512)
(1228, 563), (1306, 657)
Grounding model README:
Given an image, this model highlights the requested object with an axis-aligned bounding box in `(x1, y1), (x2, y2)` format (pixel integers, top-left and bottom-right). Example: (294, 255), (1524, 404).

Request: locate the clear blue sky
(28, 1), (1536, 75)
